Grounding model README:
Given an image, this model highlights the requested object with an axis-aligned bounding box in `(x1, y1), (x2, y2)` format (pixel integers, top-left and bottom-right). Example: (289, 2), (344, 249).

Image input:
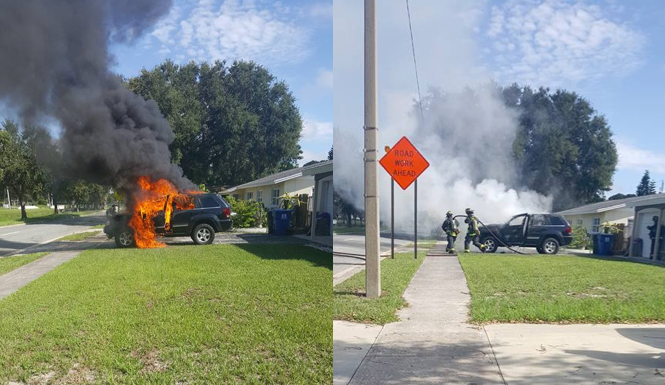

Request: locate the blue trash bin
(592, 234), (600, 254)
(597, 234), (615, 256)
(273, 209), (293, 236)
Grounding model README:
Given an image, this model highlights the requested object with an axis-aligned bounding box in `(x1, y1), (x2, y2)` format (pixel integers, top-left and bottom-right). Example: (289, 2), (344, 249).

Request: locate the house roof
(556, 194), (665, 216)
(221, 160), (332, 194)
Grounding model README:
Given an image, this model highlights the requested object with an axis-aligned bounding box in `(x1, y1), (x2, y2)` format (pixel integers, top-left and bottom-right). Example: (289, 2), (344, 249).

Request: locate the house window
(257, 190), (263, 203)
(272, 189), (280, 206)
(592, 217), (601, 233)
(246, 192), (253, 201)
(577, 219), (583, 225)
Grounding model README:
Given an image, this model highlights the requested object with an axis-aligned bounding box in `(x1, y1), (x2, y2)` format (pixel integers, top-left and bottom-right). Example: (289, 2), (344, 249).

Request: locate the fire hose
(452, 215), (527, 255)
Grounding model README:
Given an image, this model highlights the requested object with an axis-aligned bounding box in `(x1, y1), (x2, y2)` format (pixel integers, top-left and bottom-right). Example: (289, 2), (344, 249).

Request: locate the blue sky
(334, 0), (665, 199)
(111, 0), (332, 166)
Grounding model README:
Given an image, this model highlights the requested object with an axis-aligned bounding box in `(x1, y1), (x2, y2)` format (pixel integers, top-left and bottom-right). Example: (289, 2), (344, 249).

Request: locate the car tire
(540, 237), (560, 255)
(192, 223), (215, 245)
(115, 229), (135, 248)
(482, 237), (498, 253)
(536, 246), (544, 254)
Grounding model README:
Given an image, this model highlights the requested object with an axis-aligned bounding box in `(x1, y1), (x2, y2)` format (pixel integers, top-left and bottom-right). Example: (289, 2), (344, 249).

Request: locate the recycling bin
(273, 209), (293, 236)
(597, 234), (615, 256)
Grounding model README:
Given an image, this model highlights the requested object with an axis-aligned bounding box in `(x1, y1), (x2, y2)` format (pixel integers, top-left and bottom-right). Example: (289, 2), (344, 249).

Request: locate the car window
(508, 216), (525, 227)
(531, 214), (546, 226)
(549, 216), (566, 226)
(197, 196), (220, 208)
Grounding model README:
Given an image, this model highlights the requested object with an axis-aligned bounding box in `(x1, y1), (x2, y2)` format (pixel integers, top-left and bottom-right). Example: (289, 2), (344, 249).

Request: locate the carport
(628, 196), (665, 259)
(303, 160), (333, 244)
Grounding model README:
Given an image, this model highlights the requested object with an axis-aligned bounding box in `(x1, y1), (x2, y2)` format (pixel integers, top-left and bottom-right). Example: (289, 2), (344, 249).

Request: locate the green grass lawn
(0, 244), (331, 384)
(0, 253), (48, 276)
(460, 254), (665, 324)
(56, 230), (102, 242)
(0, 207), (99, 227)
(332, 225), (366, 235)
(333, 251), (427, 324)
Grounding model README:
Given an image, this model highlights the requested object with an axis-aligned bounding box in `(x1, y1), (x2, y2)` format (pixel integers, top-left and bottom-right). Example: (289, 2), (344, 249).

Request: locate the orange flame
(128, 176), (196, 248)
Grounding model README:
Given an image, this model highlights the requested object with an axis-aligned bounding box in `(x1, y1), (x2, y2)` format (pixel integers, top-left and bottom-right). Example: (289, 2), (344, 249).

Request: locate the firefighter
(648, 216), (659, 259)
(464, 208), (486, 253)
(441, 211), (460, 253)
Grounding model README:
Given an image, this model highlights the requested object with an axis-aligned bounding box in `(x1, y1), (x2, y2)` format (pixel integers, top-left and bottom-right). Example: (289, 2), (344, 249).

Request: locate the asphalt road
(0, 212), (106, 256)
(333, 234), (411, 284)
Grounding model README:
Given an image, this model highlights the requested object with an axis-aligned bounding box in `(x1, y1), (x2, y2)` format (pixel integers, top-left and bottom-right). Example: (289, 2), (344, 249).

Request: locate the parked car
(479, 213), (572, 255)
(104, 193), (233, 248)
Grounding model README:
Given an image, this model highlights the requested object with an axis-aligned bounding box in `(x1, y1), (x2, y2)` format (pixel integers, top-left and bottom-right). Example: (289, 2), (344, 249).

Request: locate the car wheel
(192, 224), (215, 245)
(115, 229), (135, 248)
(536, 246), (544, 254)
(540, 238), (560, 255)
(482, 238), (498, 253)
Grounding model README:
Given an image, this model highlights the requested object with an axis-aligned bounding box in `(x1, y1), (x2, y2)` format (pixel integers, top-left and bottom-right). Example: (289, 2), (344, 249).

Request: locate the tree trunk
(53, 194), (58, 215)
(346, 212), (352, 227)
(20, 201), (27, 220)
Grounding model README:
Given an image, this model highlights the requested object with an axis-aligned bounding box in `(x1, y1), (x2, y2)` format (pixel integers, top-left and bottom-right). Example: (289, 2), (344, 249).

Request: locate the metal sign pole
(391, 178), (395, 259)
(415, 179), (418, 259)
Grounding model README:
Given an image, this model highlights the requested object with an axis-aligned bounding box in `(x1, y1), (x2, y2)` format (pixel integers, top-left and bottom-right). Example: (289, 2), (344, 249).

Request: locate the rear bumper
(561, 236), (573, 246)
(217, 219), (232, 232)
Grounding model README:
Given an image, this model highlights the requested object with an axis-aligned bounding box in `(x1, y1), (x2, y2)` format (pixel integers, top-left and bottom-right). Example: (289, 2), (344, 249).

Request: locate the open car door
(504, 214), (528, 245)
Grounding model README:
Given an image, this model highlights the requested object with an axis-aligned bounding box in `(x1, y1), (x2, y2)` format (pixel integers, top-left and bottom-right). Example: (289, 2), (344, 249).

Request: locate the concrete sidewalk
(0, 236), (107, 301)
(347, 243), (504, 384)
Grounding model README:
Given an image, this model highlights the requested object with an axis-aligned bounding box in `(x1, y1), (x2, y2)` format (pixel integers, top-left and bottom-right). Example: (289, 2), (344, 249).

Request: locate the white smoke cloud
(333, 0), (552, 234)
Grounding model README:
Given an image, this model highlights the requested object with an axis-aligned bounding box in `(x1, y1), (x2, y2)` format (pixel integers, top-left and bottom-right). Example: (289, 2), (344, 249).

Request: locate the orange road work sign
(379, 136), (429, 190)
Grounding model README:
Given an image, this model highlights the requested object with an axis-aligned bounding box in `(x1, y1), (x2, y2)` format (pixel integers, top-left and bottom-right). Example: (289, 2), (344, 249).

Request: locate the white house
(221, 160), (334, 236)
(627, 195), (665, 260)
(556, 195), (665, 236)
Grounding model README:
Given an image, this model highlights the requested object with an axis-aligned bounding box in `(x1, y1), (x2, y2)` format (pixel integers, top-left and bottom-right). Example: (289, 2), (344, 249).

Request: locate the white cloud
(151, 0), (310, 65)
(307, 3), (333, 19)
(316, 68), (333, 89)
(301, 119), (332, 142)
(616, 140), (665, 174)
(487, 0), (645, 87)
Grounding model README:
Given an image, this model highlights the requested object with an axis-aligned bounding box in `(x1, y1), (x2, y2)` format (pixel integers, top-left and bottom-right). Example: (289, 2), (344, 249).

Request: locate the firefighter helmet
(465, 208), (474, 215)
(446, 210), (453, 217)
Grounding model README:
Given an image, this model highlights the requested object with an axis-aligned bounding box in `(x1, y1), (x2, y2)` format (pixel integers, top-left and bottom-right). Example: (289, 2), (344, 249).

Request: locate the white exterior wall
(564, 209), (632, 234)
(229, 176), (314, 208)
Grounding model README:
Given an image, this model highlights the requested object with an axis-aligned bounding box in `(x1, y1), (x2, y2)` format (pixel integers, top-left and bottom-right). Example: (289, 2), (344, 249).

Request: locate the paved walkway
(347, 242), (504, 384)
(0, 236), (107, 301)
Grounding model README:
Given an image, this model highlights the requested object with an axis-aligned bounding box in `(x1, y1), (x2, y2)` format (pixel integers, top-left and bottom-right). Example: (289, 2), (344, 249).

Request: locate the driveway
(0, 212), (106, 256)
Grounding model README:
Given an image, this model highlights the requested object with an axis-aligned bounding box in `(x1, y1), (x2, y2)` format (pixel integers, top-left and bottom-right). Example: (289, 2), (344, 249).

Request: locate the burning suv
(104, 193), (233, 248)
(479, 213), (573, 255)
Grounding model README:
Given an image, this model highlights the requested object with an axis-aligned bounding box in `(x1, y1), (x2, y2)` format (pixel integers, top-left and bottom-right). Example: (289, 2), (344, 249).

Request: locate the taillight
(223, 207), (231, 218)
(565, 226), (572, 235)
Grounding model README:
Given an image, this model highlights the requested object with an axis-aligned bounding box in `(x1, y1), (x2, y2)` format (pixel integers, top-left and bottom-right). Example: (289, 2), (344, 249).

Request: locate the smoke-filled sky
(334, 0), (665, 231)
(0, 0), (196, 193)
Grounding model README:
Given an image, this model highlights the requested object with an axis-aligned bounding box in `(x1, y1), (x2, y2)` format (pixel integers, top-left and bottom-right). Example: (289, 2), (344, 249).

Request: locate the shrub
(226, 196), (265, 228)
(570, 225), (591, 249)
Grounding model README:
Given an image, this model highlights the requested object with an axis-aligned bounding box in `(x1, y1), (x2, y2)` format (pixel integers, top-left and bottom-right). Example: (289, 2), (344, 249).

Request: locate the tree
(0, 119), (47, 219)
(21, 124), (67, 214)
(608, 193), (637, 201)
(328, 146), (333, 160)
(303, 160), (320, 167)
(127, 60), (303, 187)
(500, 85), (618, 210)
(636, 170), (655, 196)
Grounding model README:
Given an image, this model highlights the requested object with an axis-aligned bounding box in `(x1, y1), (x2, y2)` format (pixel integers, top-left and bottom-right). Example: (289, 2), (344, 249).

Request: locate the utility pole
(364, 0), (380, 298)
(6, 188), (10, 209)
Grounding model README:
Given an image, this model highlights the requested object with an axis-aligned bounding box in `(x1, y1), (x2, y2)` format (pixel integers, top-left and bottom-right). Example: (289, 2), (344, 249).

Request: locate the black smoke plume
(0, 0), (196, 193)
